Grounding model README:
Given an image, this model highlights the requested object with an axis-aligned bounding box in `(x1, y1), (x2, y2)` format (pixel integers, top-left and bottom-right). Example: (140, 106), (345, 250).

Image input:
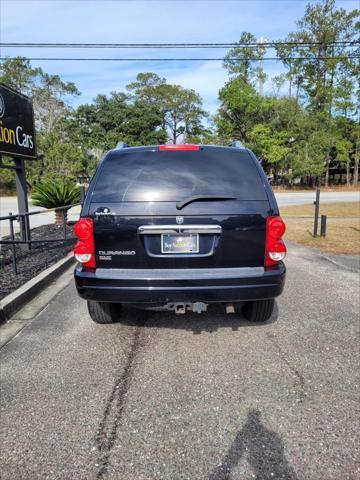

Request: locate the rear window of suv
(91, 148), (267, 202)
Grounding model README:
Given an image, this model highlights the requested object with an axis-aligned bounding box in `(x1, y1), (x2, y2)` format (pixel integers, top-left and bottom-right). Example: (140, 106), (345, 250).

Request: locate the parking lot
(0, 242), (359, 479)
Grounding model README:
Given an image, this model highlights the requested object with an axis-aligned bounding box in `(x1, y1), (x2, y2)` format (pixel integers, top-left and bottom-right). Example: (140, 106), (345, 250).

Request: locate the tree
(283, 114), (354, 187)
(68, 91), (167, 154)
(247, 124), (290, 183)
(216, 79), (275, 143)
(271, 74), (287, 97)
(216, 1), (359, 187)
(0, 57), (82, 189)
(121, 100), (168, 146)
(0, 57), (41, 95)
(127, 73), (208, 144)
(275, 0), (359, 114)
(0, 57), (80, 133)
(126, 72), (166, 104)
(335, 117), (360, 185)
(335, 137), (353, 186)
(223, 32), (266, 87)
(34, 72), (79, 133)
(351, 126), (360, 186)
(161, 84), (208, 143)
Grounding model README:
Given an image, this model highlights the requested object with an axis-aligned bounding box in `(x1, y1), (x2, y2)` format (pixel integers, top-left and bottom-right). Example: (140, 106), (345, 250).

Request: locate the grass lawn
(280, 202), (360, 255)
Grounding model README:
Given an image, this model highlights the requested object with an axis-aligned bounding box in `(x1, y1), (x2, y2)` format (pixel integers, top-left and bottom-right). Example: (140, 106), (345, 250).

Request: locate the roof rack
(115, 141), (129, 149)
(229, 140), (245, 149)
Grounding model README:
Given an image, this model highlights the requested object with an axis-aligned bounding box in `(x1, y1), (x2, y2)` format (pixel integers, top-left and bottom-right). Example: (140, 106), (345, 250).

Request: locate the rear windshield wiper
(176, 195), (237, 210)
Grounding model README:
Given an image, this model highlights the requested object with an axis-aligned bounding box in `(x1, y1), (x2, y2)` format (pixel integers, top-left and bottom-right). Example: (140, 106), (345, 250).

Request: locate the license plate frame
(161, 233), (199, 254)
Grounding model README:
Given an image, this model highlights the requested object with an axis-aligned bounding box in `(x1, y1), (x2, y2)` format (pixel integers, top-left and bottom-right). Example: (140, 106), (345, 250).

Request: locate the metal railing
(0, 203), (80, 274)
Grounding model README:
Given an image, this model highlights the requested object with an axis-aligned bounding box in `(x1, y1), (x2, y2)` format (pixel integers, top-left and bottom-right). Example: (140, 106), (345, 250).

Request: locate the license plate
(161, 233), (199, 254)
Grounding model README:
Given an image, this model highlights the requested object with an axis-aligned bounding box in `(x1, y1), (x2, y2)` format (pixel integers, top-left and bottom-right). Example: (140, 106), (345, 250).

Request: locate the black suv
(74, 143), (286, 324)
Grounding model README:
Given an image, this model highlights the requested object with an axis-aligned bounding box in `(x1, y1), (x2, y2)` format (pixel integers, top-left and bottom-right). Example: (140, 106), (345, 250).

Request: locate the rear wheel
(87, 300), (121, 324)
(242, 299), (275, 323)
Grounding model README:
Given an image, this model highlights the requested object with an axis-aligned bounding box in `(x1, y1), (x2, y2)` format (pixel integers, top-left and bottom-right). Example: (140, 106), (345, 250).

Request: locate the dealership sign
(0, 83), (36, 159)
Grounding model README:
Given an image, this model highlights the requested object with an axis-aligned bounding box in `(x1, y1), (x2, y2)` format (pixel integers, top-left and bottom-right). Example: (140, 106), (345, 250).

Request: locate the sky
(0, 0), (358, 115)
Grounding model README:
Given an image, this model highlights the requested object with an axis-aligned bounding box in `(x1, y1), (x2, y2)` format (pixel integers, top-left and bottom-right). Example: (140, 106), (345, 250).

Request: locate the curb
(0, 253), (75, 324)
(319, 253), (360, 273)
(287, 241), (360, 272)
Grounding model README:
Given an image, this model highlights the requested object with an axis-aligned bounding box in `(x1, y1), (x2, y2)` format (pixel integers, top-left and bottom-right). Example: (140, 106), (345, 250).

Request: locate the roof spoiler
(229, 140), (245, 149)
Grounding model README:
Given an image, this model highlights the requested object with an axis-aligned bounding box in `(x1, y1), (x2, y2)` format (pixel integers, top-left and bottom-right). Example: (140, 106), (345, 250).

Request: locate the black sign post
(0, 83), (37, 249)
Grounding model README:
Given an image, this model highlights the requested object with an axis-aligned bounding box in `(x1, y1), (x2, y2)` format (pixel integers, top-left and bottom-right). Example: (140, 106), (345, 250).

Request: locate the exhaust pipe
(226, 303), (235, 314)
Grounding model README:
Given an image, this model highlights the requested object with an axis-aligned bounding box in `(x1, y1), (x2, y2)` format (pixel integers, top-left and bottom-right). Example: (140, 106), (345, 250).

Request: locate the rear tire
(87, 301), (121, 324)
(242, 299), (275, 323)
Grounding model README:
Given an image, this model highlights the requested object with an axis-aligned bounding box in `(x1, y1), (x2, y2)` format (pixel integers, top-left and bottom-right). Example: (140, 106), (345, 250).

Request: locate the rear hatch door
(88, 147), (271, 269)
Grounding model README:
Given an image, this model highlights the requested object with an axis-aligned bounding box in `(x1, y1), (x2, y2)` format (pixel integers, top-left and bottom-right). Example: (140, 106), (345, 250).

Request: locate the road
(0, 197), (81, 237)
(1, 191), (359, 237)
(275, 191), (359, 206)
(0, 243), (359, 479)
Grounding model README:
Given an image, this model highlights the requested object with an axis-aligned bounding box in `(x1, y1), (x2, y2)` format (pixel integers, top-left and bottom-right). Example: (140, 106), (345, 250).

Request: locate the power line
(1, 56), (358, 61)
(1, 41), (359, 48)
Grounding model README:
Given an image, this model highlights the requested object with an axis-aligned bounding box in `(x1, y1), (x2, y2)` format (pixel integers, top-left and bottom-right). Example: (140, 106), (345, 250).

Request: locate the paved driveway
(0, 243), (359, 479)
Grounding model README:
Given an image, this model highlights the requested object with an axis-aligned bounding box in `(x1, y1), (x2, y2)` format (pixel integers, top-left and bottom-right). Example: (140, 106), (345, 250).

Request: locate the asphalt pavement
(275, 190), (359, 206)
(0, 242), (359, 479)
(0, 197), (81, 237)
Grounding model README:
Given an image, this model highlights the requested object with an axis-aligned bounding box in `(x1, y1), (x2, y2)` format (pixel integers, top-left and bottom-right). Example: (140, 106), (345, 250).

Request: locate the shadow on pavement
(117, 302), (278, 334)
(208, 409), (298, 480)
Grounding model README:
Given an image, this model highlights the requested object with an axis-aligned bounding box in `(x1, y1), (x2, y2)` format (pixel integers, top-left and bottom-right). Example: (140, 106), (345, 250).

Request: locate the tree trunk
(273, 169), (278, 186)
(55, 210), (67, 225)
(172, 115), (177, 144)
(346, 163), (350, 187)
(288, 62), (292, 98)
(324, 158), (330, 188)
(295, 82), (300, 105)
(328, 45), (335, 116)
(354, 155), (359, 186)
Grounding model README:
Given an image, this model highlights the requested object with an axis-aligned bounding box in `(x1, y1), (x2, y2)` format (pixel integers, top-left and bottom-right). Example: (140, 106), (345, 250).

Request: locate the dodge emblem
(176, 216), (184, 225)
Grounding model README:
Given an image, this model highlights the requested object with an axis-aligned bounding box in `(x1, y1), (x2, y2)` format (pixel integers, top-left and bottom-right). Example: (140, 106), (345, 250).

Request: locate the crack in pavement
(266, 332), (307, 403)
(94, 318), (146, 478)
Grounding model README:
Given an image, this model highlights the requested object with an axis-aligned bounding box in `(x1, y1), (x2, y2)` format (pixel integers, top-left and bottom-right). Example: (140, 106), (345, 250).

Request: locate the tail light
(265, 216), (287, 267)
(73, 218), (96, 268)
(159, 144), (200, 151)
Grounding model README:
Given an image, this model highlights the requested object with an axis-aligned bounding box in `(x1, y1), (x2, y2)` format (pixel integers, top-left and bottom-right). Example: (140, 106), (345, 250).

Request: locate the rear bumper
(74, 264), (286, 304)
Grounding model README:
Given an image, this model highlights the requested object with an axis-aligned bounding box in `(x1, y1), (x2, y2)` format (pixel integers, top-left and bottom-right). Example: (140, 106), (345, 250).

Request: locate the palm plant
(31, 180), (80, 224)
